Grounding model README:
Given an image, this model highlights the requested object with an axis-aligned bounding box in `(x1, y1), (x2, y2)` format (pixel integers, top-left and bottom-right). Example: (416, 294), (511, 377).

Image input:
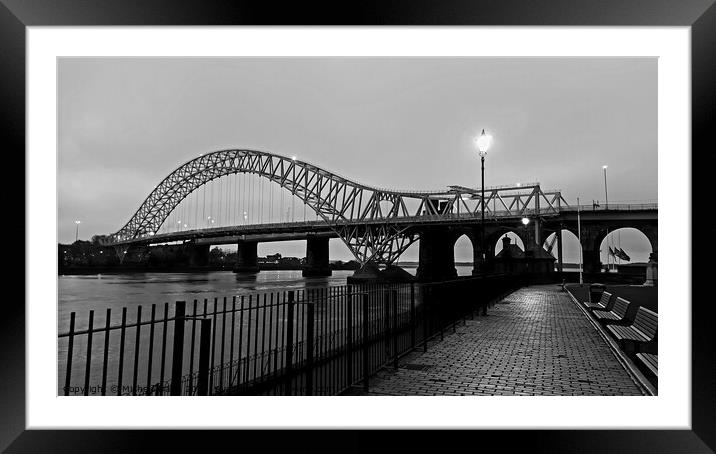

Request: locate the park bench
(607, 306), (658, 352)
(593, 296), (633, 325)
(636, 353), (658, 377)
(584, 291), (614, 312)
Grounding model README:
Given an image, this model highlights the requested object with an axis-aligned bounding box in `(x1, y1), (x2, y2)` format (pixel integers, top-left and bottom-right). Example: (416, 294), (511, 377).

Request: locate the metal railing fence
(58, 274), (523, 396)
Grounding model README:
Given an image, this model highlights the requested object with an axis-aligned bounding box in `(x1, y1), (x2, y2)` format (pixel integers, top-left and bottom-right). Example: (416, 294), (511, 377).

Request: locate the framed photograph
(5, 0), (712, 451)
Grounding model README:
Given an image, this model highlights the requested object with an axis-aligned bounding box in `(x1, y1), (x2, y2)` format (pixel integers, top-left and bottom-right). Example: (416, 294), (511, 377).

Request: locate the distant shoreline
(58, 263), (360, 276)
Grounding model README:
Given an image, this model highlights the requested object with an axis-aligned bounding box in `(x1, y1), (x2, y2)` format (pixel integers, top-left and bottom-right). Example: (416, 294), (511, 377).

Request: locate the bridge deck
(347, 285), (645, 396)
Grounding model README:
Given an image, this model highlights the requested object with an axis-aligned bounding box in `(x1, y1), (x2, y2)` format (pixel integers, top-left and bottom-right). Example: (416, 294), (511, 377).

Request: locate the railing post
(306, 299), (314, 396)
(439, 287), (444, 341)
(170, 301), (186, 396)
(383, 289), (391, 364)
(362, 292), (370, 392)
(423, 287), (429, 353)
(392, 289), (399, 370)
(346, 285), (353, 387)
(197, 318), (211, 396)
(116, 307), (128, 396)
(410, 283), (416, 350)
(83, 310), (95, 396)
(63, 312), (76, 396)
(285, 290), (295, 395)
(101, 308), (111, 396)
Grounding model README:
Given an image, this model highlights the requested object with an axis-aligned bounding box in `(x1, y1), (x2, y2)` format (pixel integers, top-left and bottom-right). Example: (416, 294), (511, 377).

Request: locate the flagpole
(577, 197), (583, 285)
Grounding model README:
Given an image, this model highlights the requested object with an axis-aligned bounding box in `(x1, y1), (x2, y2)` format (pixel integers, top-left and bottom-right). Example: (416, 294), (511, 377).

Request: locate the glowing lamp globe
(475, 129), (492, 156)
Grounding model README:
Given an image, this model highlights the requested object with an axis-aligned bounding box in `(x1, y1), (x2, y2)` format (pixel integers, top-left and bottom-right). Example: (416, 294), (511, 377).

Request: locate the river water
(59, 270), (351, 329)
(58, 266), (475, 329)
(57, 266), (475, 395)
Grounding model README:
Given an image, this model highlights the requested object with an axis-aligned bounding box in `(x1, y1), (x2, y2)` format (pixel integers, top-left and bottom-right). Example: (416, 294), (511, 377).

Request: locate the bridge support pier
(582, 249), (602, 274)
(302, 237), (332, 277)
(187, 244), (210, 268)
(416, 229), (457, 282)
(471, 243), (489, 275)
(233, 240), (259, 273)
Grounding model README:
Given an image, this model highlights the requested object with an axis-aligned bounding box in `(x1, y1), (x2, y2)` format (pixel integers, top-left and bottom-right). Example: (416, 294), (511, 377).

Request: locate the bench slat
(637, 353), (658, 376)
(608, 325), (649, 342)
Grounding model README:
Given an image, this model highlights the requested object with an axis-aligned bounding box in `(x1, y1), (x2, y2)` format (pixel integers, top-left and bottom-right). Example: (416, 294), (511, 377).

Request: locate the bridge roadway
(113, 204), (657, 247)
(112, 204), (656, 281)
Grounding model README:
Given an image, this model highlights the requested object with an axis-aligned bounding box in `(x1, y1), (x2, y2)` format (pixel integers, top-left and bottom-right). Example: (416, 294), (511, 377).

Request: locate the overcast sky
(58, 57), (656, 263)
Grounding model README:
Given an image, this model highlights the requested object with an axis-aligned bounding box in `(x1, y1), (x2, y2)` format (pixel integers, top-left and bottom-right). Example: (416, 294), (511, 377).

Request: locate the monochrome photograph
(57, 56), (658, 398)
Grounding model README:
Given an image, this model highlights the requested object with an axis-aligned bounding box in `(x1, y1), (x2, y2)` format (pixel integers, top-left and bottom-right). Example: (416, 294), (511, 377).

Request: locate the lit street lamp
(74, 220), (81, 242)
(602, 165), (609, 209)
(521, 217), (530, 226)
(475, 129), (493, 272)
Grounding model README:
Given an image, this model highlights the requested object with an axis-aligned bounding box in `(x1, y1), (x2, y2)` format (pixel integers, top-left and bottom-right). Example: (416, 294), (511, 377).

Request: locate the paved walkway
(350, 285), (644, 396)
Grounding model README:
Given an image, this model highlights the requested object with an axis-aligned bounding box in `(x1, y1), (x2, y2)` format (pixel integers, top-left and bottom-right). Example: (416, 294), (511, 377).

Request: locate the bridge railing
(58, 275), (523, 396)
(107, 201), (658, 246)
(113, 210), (559, 244)
(560, 203), (658, 212)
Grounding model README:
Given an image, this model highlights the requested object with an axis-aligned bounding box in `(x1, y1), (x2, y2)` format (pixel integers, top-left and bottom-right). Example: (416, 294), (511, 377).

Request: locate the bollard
(197, 318), (211, 396)
(170, 301), (186, 396)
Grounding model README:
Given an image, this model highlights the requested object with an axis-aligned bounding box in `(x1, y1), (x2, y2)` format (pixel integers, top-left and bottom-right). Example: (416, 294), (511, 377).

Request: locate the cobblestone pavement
(348, 285), (644, 396)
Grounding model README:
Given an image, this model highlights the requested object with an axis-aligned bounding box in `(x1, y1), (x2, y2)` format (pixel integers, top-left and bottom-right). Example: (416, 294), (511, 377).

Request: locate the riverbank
(59, 262), (361, 275)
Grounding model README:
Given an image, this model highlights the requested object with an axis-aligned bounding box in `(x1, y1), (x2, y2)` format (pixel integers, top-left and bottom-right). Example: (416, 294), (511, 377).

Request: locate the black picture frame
(3, 0), (712, 452)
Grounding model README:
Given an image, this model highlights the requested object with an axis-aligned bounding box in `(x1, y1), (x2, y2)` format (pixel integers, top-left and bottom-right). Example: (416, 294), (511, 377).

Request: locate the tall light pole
(602, 165), (609, 209)
(475, 129), (493, 272)
(74, 220), (81, 242)
(577, 197), (583, 285)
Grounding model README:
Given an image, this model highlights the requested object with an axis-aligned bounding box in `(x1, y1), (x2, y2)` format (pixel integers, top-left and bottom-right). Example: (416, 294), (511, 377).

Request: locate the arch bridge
(101, 149), (656, 281)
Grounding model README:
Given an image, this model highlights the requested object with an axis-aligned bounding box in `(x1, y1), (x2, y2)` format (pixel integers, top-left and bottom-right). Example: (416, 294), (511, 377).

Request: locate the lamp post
(521, 217), (530, 248)
(577, 197), (583, 285)
(602, 165), (609, 209)
(74, 220), (81, 242)
(475, 129), (493, 273)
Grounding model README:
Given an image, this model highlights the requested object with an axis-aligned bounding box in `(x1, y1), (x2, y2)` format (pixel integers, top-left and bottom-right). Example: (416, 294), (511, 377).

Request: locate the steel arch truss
(105, 149), (569, 265)
(337, 224), (418, 265)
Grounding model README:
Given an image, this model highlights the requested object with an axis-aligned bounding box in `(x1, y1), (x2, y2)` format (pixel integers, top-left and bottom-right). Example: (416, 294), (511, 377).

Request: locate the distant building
(259, 253), (282, 265)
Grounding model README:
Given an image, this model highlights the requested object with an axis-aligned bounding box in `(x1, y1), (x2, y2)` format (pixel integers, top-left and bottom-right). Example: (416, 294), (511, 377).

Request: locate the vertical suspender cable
(259, 175), (262, 224)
